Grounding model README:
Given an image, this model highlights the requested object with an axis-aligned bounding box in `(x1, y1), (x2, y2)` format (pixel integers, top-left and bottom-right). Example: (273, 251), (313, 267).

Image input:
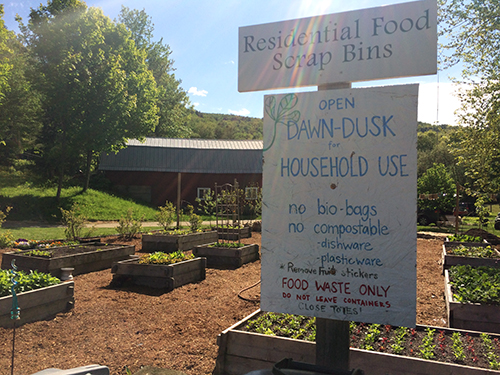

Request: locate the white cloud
(188, 87), (208, 97)
(192, 102), (200, 107)
(229, 108), (251, 116)
(225, 60), (235, 65)
(418, 82), (469, 126)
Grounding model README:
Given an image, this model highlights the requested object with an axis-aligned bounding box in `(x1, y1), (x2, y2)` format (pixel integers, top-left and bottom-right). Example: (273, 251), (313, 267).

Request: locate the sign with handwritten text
(261, 84), (417, 327)
(238, 0), (436, 92)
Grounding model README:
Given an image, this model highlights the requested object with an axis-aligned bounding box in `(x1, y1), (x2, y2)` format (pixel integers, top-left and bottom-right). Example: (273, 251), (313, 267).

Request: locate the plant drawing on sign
(263, 94), (300, 151)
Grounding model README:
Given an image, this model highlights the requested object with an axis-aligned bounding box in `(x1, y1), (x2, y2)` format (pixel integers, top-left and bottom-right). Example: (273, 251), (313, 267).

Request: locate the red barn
(99, 138), (263, 207)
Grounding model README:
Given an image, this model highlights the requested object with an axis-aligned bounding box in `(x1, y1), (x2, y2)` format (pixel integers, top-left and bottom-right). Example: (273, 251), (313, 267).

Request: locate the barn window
(245, 187), (259, 200)
(197, 187), (211, 200)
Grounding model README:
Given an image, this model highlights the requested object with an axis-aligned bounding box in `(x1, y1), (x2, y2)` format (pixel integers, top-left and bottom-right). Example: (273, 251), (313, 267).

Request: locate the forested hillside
(187, 110), (263, 140)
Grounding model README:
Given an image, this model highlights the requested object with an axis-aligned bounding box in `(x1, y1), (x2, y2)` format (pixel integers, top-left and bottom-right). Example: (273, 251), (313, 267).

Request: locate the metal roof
(126, 138), (263, 150)
(99, 138), (263, 174)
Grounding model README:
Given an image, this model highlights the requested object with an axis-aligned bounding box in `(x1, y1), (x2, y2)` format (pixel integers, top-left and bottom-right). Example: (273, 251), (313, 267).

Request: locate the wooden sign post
(238, 1), (437, 371)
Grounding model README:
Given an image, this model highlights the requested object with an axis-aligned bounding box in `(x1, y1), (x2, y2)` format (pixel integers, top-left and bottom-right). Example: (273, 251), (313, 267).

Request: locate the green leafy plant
(448, 245), (498, 258)
(0, 206), (12, 228)
(156, 201), (176, 231)
(139, 250), (194, 265)
(0, 231), (14, 248)
(391, 326), (407, 355)
(481, 333), (500, 370)
(451, 332), (466, 361)
(0, 269), (60, 297)
(116, 208), (144, 240)
(24, 249), (52, 258)
(186, 205), (202, 232)
(447, 234), (482, 243)
(195, 190), (216, 225)
(209, 242), (244, 248)
(475, 195), (490, 229)
(449, 265), (500, 305)
(362, 324), (381, 351)
(60, 204), (87, 240)
(419, 327), (436, 360)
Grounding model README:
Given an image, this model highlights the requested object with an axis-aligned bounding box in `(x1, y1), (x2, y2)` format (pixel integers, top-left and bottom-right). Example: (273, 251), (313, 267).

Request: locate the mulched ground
(0, 233), (447, 375)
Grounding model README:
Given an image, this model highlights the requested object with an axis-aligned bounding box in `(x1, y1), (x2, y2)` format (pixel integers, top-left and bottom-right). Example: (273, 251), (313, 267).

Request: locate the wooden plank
(111, 258), (206, 290)
(0, 282), (74, 327)
(350, 348), (498, 375)
(225, 330), (315, 363)
(445, 270), (500, 333)
(218, 310), (500, 375)
(0, 282), (74, 314)
(219, 328), (500, 375)
(168, 258), (206, 277)
(442, 245), (500, 271)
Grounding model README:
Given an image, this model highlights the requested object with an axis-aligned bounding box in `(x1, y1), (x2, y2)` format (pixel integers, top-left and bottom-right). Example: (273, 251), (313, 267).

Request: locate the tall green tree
(118, 6), (192, 138)
(21, 0), (159, 197)
(0, 5), (42, 163)
(0, 5), (12, 104)
(418, 163), (456, 214)
(440, 0), (500, 195)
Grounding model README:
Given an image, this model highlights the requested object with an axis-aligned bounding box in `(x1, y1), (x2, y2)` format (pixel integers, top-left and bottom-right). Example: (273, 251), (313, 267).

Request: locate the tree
(440, 0), (500, 195)
(417, 163), (456, 214)
(439, 0), (500, 78)
(0, 26), (43, 165)
(21, 0), (159, 197)
(118, 6), (192, 138)
(0, 5), (12, 104)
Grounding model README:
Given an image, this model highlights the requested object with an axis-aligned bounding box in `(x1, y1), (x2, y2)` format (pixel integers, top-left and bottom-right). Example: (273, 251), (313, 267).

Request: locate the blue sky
(3, 0), (463, 125)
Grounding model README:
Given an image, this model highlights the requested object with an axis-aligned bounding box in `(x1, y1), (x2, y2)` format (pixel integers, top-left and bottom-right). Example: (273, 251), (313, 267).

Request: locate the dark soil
(13, 242), (129, 258)
(464, 228), (500, 245)
(0, 233), (449, 374)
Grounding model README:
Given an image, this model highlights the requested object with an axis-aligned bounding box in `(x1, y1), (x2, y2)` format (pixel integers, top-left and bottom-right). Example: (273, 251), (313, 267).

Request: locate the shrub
(0, 231), (14, 248)
(156, 201), (176, 231)
(0, 206), (12, 228)
(60, 204), (87, 240)
(186, 205), (202, 232)
(116, 208), (144, 239)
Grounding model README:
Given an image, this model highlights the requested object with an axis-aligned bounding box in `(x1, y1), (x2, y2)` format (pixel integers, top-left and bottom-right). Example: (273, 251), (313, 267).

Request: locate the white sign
(261, 84), (418, 327)
(238, 0), (436, 92)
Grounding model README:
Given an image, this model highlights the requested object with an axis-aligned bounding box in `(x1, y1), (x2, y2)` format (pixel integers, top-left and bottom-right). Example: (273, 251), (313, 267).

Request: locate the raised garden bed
(442, 243), (500, 272)
(214, 226), (251, 240)
(214, 309), (500, 375)
(193, 243), (259, 268)
(445, 267), (500, 334)
(111, 256), (207, 290)
(1, 242), (135, 278)
(445, 235), (488, 248)
(0, 281), (74, 327)
(141, 231), (217, 253)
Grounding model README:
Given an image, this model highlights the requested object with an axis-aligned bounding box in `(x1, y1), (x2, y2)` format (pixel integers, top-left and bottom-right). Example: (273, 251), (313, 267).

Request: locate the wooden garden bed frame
(214, 309), (500, 375)
(141, 231), (218, 253)
(1, 243), (135, 278)
(0, 282), (74, 328)
(193, 243), (259, 268)
(111, 257), (207, 291)
(444, 270), (500, 334)
(442, 243), (500, 272)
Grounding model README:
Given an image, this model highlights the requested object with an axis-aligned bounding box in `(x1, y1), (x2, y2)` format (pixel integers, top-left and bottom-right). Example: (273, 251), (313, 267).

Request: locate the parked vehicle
(417, 208), (442, 226)
(494, 212), (500, 230)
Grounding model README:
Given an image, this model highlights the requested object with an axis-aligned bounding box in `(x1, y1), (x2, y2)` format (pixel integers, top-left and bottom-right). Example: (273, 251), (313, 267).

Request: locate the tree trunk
(83, 150), (92, 193)
(56, 129), (67, 203)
